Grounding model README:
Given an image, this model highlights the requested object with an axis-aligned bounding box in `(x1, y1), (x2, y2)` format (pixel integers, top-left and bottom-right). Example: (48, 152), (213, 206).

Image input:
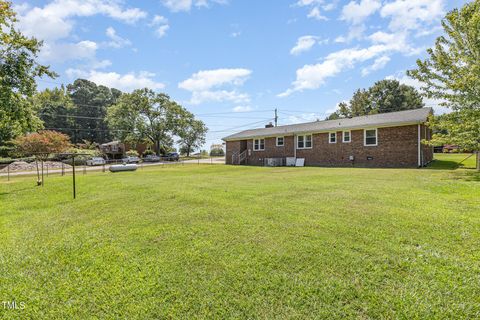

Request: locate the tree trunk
(156, 140), (161, 156)
(186, 145), (190, 157)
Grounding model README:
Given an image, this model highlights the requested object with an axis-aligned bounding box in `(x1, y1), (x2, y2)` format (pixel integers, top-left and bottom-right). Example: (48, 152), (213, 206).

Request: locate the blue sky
(14, 0), (468, 147)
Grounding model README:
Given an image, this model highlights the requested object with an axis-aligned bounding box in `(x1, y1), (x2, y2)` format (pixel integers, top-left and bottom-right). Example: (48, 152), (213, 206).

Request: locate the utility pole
(274, 108), (278, 127)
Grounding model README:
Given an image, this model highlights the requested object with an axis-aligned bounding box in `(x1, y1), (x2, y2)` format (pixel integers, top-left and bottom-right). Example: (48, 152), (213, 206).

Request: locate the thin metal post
(7, 164), (10, 181)
(72, 156), (76, 199)
(62, 162), (65, 176)
(41, 160), (44, 186)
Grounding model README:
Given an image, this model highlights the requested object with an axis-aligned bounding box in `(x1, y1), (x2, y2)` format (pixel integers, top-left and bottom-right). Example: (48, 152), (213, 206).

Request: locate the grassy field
(0, 154), (479, 319)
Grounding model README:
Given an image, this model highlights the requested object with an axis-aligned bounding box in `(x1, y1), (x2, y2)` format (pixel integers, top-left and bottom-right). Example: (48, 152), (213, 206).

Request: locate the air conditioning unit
(265, 158), (284, 167)
(286, 157), (296, 166)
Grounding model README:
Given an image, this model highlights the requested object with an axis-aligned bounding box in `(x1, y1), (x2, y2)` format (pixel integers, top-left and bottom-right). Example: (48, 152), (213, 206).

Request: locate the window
(297, 134), (312, 149)
(364, 129), (377, 146)
(253, 138), (265, 151)
(342, 131), (351, 143)
(329, 132), (337, 144)
(276, 136), (284, 147)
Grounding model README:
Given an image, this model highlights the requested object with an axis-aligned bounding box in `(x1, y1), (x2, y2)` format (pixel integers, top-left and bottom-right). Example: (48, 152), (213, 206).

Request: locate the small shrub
(143, 149), (156, 156)
(126, 149), (139, 157)
(210, 148), (225, 156)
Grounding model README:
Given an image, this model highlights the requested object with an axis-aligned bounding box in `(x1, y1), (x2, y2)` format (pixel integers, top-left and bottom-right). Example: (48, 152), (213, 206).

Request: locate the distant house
(223, 108), (434, 168)
(99, 141), (156, 159)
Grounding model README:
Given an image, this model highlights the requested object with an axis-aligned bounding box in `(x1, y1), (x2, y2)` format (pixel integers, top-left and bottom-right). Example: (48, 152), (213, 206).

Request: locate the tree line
(32, 80), (207, 156)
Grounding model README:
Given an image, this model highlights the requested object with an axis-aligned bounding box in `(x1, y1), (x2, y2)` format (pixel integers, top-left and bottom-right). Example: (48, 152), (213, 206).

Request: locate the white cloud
(161, 0), (227, 12)
(285, 112), (329, 124)
(380, 0), (445, 32)
(155, 25), (170, 38)
(341, 0), (381, 24)
(189, 90), (250, 105)
(334, 24), (366, 43)
(295, 0), (330, 21)
(361, 55), (390, 76)
(105, 27), (131, 48)
(18, 0), (147, 41)
(179, 68), (251, 91)
(296, 0), (324, 5)
(282, 0), (447, 97)
(150, 15), (170, 38)
(66, 69), (165, 91)
(290, 36), (320, 55)
(39, 41), (98, 63)
(179, 68), (251, 105)
(279, 42), (405, 97)
(16, 0), (146, 63)
(233, 106), (253, 112)
(307, 7), (328, 21)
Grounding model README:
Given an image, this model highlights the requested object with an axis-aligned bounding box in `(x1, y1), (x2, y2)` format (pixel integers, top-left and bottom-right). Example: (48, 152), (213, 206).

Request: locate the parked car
(86, 157), (106, 166)
(122, 156), (140, 164)
(162, 152), (179, 161)
(143, 154), (161, 162)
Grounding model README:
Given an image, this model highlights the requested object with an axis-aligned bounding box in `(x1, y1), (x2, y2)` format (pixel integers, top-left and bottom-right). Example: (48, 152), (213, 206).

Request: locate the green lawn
(1, 154), (479, 319)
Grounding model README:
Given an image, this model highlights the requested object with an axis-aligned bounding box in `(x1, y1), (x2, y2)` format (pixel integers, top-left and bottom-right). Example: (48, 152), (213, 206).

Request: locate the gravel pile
(0, 161), (72, 172)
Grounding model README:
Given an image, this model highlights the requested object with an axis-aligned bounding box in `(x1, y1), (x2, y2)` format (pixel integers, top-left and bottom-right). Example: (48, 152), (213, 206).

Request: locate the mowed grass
(0, 154), (479, 319)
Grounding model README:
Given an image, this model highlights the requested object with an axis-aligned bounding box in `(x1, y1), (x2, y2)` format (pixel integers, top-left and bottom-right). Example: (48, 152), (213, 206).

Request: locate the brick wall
(225, 124), (433, 168)
(225, 140), (241, 165)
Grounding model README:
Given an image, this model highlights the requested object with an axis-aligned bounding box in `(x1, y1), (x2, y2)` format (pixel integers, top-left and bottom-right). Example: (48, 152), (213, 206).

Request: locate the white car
(122, 156), (140, 164)
(86, 157), (106, 166)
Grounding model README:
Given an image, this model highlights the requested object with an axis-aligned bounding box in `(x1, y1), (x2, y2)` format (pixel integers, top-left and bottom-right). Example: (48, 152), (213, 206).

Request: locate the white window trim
(253, 138), (265, 151)
(276, 136), (284, 147)
(364, 128), (378, 147)
(329, 132), (337, 144)
(297, 134), (313, 149)
(342, 131), (351, 143)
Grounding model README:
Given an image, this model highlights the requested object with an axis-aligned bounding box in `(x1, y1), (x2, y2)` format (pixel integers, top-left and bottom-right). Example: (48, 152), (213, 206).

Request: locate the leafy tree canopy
(0, 1), (56, 144)
(107, 88), (192, 155)
(177, 117), (207, 157)
(328, 80), (424, 120)
(407, 0), (480, 168)
(13, 130), (71, 159)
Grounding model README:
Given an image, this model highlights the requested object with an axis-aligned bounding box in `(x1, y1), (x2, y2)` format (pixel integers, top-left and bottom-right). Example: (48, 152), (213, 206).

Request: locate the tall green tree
(107, 89), (191, 155)
(33, 86), (74, 135)
(407, 0), (480, 169)
(0, 1), (56, 145)
(328, 80), (424, 119)
(177, 117), (207, 157)
(67, 79), (122, 144)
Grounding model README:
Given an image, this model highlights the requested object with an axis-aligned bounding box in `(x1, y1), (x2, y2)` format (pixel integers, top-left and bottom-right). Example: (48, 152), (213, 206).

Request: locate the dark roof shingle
(223, 107), (432, 141)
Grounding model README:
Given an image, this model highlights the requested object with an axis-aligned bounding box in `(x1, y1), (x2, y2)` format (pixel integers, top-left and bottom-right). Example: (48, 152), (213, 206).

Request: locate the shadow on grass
(449, 171), (480, 182)
(426, 160), (461, 170)
(427, 154), (477, 170)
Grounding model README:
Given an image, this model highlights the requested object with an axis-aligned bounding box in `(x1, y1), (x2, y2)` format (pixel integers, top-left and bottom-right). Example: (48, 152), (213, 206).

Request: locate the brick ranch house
(223, 108), (434, 168)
